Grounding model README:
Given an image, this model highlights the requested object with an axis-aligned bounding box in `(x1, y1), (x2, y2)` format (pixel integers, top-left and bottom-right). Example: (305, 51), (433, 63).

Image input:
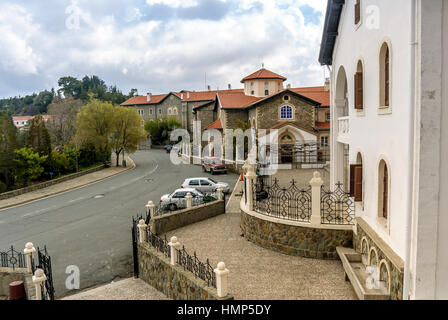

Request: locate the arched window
(380, 42), (391, 108)
(264, 82), (269, 96)
(354, 60), (364, 110)
(168, 108), (172, 115)
(173, 107), (178, 115)
(378, 160), (390, 221)
(250, 82), (254, 95)
(280, 106), (293, 120)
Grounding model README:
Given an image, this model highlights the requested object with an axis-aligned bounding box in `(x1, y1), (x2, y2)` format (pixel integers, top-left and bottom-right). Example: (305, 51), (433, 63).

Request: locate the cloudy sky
(0, 0), (328, 99)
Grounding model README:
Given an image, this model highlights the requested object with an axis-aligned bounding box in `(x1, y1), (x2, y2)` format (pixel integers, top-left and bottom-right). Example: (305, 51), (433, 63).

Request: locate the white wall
(331, 0), (412, 259)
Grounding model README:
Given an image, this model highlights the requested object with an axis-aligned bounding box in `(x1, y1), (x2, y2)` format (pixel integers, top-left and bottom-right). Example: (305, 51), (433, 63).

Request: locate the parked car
(202, 157), (227, 175)
(181, 177), (230, 194)
(160, 188), (204, 211)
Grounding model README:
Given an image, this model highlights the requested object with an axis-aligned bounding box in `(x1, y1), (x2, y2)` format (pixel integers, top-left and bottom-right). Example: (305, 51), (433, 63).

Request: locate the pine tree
(0, 112), (18, 189)
(26, 114), (52, 157)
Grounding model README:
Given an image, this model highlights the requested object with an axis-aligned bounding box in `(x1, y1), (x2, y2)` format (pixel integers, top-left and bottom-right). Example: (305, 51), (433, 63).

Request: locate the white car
(181, 177), (230, 194)
(160, 188), (204, 211)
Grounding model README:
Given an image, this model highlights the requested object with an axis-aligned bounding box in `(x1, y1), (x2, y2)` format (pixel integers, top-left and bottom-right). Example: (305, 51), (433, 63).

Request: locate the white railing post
(217, 186), (223, 201)
(245, 164), (257, 211)
(214, 262), (230, 298)
(168, 236), (182, 266)
(146, 201), (155, 219)
(186, 192), (193, 208)
(32, 269), (47, 300)
(24, 242), (36, 273)
(310, 171), (324, 225)
(137, 219), (147, 244)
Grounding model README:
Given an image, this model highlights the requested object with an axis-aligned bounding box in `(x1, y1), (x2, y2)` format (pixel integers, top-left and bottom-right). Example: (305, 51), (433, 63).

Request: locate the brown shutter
(354, 1), (361, 25)
(383, 165), (389, 219)
(350, 165), (356, 197)
(385, 47), (390, 106)
(354, 165), (363, 202)
(355, 72), (363, 109)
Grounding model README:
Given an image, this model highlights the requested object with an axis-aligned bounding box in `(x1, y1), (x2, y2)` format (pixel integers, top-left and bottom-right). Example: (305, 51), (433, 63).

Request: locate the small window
(158, 108), (162, 114)
(280, 105), (293, 120)
(250, 82), (254, 95)
(149, 109), (153, 115)
(173, 107), (178, 115)
(355, 0), (361, 25)
(326, 112), (331, 121)
(378, 160), (390, 221)
(284, 95), (289, 101)
(355, 60), (364, 110)
(168, 108), (172, 115)
(264, 82), (269, 96)
(321, 136), (329, 147)
(189, 180), (199, 186)
(380, 42), (391, 108)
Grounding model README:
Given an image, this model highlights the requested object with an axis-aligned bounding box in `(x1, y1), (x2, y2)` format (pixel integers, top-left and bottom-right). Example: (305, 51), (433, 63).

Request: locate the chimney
(287, 84), (291, 89)
(208, 85), (211, 91)
(228, 84), (232, 90)
(147, 92), (152, 102)
(324, 78), (330, 91)
(187, 92), (190, 99)
(181, 93), (184, 100)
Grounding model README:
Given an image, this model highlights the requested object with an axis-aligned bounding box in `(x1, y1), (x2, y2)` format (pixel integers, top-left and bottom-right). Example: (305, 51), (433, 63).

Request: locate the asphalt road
(0, 150), (238, 298)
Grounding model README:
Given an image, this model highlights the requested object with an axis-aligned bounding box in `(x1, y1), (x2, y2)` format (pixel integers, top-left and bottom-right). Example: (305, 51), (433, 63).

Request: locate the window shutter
(354, 165), (363, 202)
(354, 1), (361, 25)
(354, 72), (363, 109)
(350, 165), (356, 197)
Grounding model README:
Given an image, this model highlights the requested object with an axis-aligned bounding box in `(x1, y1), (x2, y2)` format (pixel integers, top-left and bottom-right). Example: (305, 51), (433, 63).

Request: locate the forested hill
(0, 75), (137, 116)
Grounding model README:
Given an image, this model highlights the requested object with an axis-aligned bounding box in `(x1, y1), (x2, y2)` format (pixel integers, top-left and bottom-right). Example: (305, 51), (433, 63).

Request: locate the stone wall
(151, 200), (225, 235)
(138, 243), (233, 300)
(353, 218), (404, 300)
(255, 93), (316, 134)
(241, 210), (353, 260)
(223, 109), (248, 130)
(0, 165), (105, 200)
(0, 268), (32, 298)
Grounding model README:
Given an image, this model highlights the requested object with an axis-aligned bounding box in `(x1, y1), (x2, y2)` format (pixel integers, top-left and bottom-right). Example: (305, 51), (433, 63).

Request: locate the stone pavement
(62, 278), (170, 300)
(0, 155), (135, 210)
(167, 180), (357, 300)
(272, 168), (330, 188)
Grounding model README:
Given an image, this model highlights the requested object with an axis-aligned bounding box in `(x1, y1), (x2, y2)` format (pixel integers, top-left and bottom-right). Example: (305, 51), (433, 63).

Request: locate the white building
(319, 0), (448, 299)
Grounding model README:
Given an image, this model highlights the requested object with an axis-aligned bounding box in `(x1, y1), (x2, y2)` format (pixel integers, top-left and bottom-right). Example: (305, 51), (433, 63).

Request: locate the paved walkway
(0, 155), (135, 210)
(167, 180), (356, 300)
(272, 168), (330, 188)
(62, 278), (169, 300)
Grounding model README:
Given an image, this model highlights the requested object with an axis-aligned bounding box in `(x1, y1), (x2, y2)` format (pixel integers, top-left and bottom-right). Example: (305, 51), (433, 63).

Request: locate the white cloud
(146, 0), (199, 8)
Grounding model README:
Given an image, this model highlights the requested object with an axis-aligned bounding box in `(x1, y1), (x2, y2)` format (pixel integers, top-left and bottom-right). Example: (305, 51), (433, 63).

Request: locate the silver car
(160, 188), (204, 211)
(181, 178), (230, 194)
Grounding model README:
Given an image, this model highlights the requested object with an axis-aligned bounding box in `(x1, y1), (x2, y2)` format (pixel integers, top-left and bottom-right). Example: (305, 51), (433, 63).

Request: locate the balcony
(337, 116), (350, 144)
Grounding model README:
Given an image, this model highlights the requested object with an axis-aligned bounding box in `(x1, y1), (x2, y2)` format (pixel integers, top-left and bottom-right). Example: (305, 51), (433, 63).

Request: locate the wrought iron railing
(321, 182), (355, 225)
(176, 246), (216, 288)
(252, 176), (311, 222)
(0, 246), (26, 270)
(146, 229), (171, 259)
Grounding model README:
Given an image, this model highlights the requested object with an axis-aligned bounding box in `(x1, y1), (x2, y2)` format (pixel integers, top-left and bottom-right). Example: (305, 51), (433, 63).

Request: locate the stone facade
(151, 200), (225, 235)
(241, 210), (353, 260)
(222, 109), (247, 130)
(353, 218), (404, 300)
(138, 243), (233, 300)
(254, 93), (316, 134)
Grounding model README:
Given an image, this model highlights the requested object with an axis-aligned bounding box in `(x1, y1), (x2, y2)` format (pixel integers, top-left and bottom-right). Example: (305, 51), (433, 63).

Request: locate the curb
(0, 156), (136, 211)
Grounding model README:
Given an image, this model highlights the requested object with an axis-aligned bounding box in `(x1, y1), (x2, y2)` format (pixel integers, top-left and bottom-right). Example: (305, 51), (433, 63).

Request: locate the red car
(202, 157), (227, 175)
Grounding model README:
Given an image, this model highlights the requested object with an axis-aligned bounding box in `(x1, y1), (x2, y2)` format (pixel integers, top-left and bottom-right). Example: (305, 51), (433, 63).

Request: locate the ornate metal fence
(321, 182), (355, 225)
(176, 246), (216, 288)
(253, 176), (311, 222)
(146, 229), (171, 259)
(33, 247), (55, 301)
(0, 246), (26, 270)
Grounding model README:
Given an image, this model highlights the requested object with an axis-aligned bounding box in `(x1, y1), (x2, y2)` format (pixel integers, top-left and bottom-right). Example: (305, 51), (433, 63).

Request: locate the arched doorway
(279, 131), (296, 164)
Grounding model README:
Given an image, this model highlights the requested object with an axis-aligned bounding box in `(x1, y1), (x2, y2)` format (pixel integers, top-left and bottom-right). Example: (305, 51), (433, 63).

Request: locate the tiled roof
(314, 121), (331, 130)
(182, 89), (243, 102)
(13, 115), (51, 121)
(205, 119), (223, 130)
(121, 94), (168, 106)
(217, 91), (263, 109)
(241, 68), (287, 83)
(291, 86), (330, 106)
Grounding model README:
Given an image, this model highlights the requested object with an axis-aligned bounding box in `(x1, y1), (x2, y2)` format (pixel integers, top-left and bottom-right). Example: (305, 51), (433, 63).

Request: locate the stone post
(168, 236), (182, 266)
(214, 262), (230, 298)
(186, 192), (193, 208)
(309, 171), (324, 225)
(32, 269), (47, 300)
(245, 164), (258, 211)
(23, 242), (36, 273)
(217, 186), (223, 201)
(137, 219), (147, 244)
(146, 201), (155, 218)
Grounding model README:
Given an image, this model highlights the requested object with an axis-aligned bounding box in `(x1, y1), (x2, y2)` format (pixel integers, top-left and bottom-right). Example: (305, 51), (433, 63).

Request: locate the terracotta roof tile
(218, 91), (263, 109)
(121, 94), (168, 106)
(241, 68), (287, 83)
(182, 89), (243, 102)
(205, 118), (223, 130)
(315, 121), (330, 130)
(291, 86), (330, 106)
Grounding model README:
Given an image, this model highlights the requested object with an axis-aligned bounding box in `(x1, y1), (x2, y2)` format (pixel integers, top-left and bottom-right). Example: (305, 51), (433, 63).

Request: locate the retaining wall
(138, 243), (233, 300)
(151, 200), (225, 235)
(0, 165), (105, 200)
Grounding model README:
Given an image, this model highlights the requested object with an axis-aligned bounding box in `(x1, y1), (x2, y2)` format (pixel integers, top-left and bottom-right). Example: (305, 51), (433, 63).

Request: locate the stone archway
(278, 131), (296, 164)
